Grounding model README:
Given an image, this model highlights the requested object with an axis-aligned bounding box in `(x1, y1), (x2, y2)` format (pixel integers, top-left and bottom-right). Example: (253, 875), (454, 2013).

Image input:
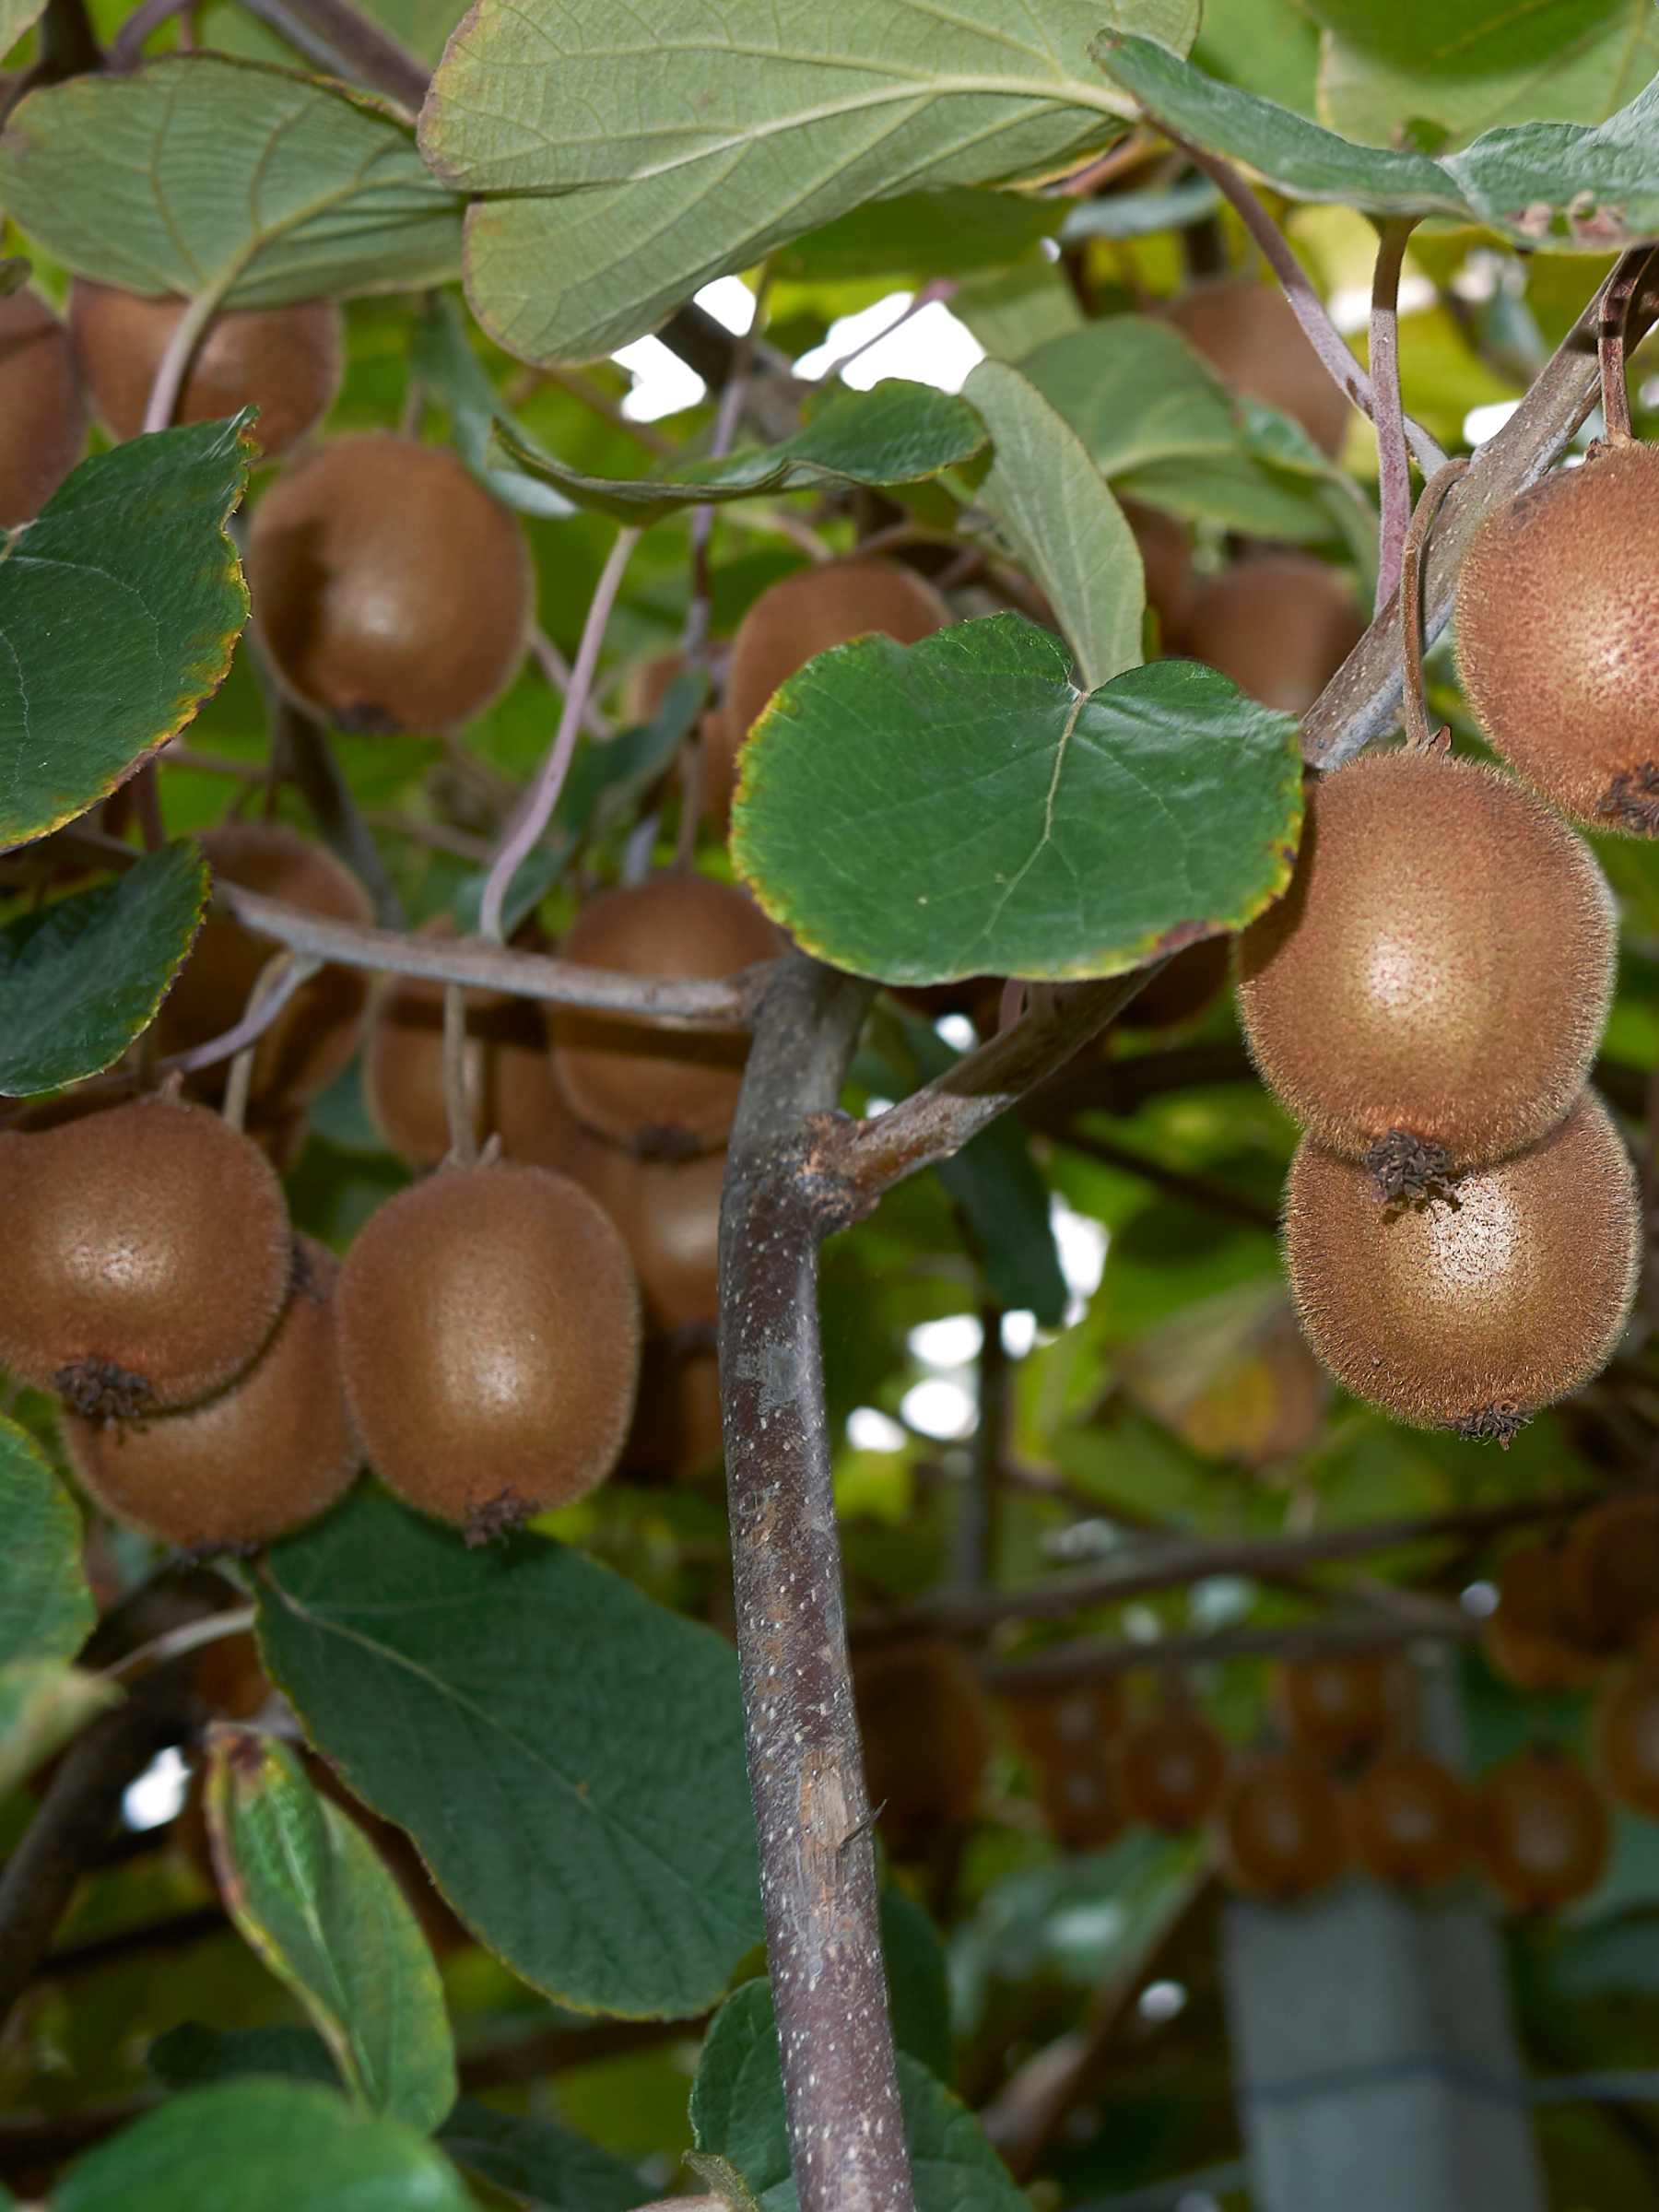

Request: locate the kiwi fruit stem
(219, 949), (298, 1135)
(1398, 457), (1470, 756)
(442, 981), (479, 1166)
(142, 281), (228, 438)
(1596, 247), (1652, 447)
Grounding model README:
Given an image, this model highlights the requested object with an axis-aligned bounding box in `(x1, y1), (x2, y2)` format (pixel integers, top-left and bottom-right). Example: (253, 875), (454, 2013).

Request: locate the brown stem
(1597, 245), (1654, 446)
(131, 764), (164, 853)
(276, 701), (406, 932)
(441, 980), (478, 1165)
(234, 0), (427, 111)
(985, 1608), (1479, 1690)
(1370, 218), (1418, 613)
(1397, 456), (1471, 751)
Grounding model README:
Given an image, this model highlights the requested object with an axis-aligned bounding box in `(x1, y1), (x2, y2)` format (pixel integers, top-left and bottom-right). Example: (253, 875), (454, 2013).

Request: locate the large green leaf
(964, 359), (1143, 696)
(149, 2021), (342, 2091)
(257, 1490), (761, 2018)
(437, 2099), (650, 2212)
(0, 0), (44, 53)
(418, 0), (1194, 364)
(730, 615), (1303, 985)
(53, 2080), (475, 2212)
(0, 1662), (121, 1797)
(1304, 0), (1628, 86)
(778, 187), (1066, 280)
(0, 55), (461, 308)
(0, 844), (208, 1098)
(204, 1726), (457, 2132)
(0, 420), (249, 849)
(0, 1415), (95, 1668)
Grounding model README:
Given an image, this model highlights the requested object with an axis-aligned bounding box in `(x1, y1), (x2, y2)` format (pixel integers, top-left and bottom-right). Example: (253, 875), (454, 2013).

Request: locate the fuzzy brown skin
(1159, 277), (1352, 459)
(248, 433), (533, 734)
(850, 1637), (992, 1857)
(1220, 1749), (1346, 1899)
(706, 558), (951, 832)
(619, 1339), (724, 1479)
(1473, 1750), (1607, 1910)
(68, 280), (342, 456)
(62, 1236), (359, 1547)
(1350, 1752), (1470, 1888)
(1118, 1710), (1226, 1834)
(0, 1099), (290, 1410)
(1277, 1654), (1393, 1759)
(0, 288), (87, 528)
(1119, 497), (1194, 645)
(1482, 1543), (1606, 1690)
(550, 876), (780, 1151)
(1176, 552), (1365, 715)
(1005, 1680), (1124, 1764)
(567, 1136), (722, 1331)
(1455, 441), (1659, 831)
(1559, 1491), (1659, 1650)
(1596, 1668), (1659, 1817)
(335, 1161), (641, 1527)
(1239, 750), (1616, 1169)
(1283, 1091), (1639, 1435)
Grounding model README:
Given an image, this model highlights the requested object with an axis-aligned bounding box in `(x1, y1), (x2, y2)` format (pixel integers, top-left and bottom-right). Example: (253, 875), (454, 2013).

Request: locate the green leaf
(1304, 0), (1628, 88)
(0, 0), (44, 54)
(0, 844), (209, 1097)
(731, 615), (1303, 985)
(409, 292), (576, 519)
(53, 2080), (475, 2212)
(257, 1490), (762, 2018)
(0, 420), (250, 849)
(878, 1888), (954, 2083)
(204, 1725), (457, 2131)
(0, 1661), (121, 1798)
(778, 188), (1066, 281)
(418, 1), (1192, 364)
(965, 359), (1143, 694)
(149, 2021), (341, 2092)
(437, 2098), (650, 2212)
(0, 1414), (94, 1667)
(1443, 76), (1659, 242)
(0, 54), (461, 308)
(952, 255), (1087, 364)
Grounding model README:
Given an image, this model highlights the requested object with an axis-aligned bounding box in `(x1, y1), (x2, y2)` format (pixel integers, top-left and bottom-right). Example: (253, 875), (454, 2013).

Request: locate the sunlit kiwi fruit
(1159, 277), (1351, 458)
(850, 1637), (991, 1856)
(1177, 553), (1364, 715)
(568, 1136), (722, 1331)
(1473, 1748), (1607, 1910)
(1038, 1747), (1128, 1851)
(1595, 1665), (1659, 1817)
(1120, 497), (1194, 645)
(61, 1235), (358, 1547)
(0, 1097), (290, 1416)
(1240, 750), (1616, 1171)
(1278, 1654), (1393, 1760)
(1349, 1750), (1469, 1888)
(552, 875), (781, 1151)
(247, 432), (533, 734)
(1006, 1681), (1124, 1766)
(1559, 1491), (1659, 1653)
(68, 279), (342, 456)
(619, 1340), (724, 1479)
(0, 286), (87, 528)
(1119, 1709), (1226, 1834)
(1455, 442), (1659, 832)
(1483, 1542), (1606, 1691)
(1117, 937), (1230, 1031)
(1284, 1091), (1639, 1441)
(335, 1160), (640, 1536)
(706, 557), (951, 830)
(363, 921), (577, 1172)
(1220, 1749), (1346, 1898)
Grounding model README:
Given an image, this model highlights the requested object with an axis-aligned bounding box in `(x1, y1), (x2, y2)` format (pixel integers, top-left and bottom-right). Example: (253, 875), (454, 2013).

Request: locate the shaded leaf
(879, 1888), (955, 2083)
(0, 0), (44, 53)
(409, 291), (576, 518)
(149, 2020), (341, 2091)
(0, 1415), (95, 1667)
(437, 2098), (650, 2212)
(0, 419), (250, 848)
(952, 255), (1087, 364)
(1057, 171), (1220, 238)
(257, 1490), (761, 2018)
(0, 1661), (121, 1797)
(204, 1725), (457, 2131)
(0, 843), (209, 1097)
(779, 188), (1066, 280)
(731, 615), (1303, 985)
(0, 54), (461, 308)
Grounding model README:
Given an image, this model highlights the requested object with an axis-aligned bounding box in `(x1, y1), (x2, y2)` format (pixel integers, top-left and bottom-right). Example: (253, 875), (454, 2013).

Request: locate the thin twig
(530, 628), (612, 742)
(141, 277), (236, 437)
(1398, 458), (1471, 751)
(219, 949), (307, 1131)
(1370, 218), (1419, 612)
(275, 700), (406, 931)
(131, 765), (164, 853)
(1031, 1116), (1279, 1234)
(441, 982), (478, 1165)
(104, 1606), (257, 1683)
(108, 0), (190, 65)
(983, 1608), (1478, 1689)
(1597, 245), (1654, 446)
(682, 267), (774, 663)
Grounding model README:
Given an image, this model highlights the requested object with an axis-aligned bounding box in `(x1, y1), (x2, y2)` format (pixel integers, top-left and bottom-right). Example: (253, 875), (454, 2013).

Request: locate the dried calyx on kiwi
(0, 287), (87, 529)
(1176, 552), (1364, 715)
(1238, 748), (1616, 1183)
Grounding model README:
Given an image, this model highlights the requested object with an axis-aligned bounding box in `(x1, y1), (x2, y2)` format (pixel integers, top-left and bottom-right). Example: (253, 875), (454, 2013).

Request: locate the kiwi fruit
(1454, 441), (1659, 832)
(568, 1138), (722, 1331)
(1038, 1748), (1128, 1852)
(552, 876), (781, 1151)
(706, 557), (951, 831)
(0, 287), (88, 529)
(1220, 1748), (1346, 1898)
(1483, 1542), (1606, 1691)
(364, 921), (578, 1172)
(1118, 1709), (1226, 1834)
(1559, 1492), (1659, 1652)
(1240, 750), (1617, 1173)
(1595, 1665), (1659, 1817)
(1117, 937), (1230, 1031)
(1120, 496), (1194, 644)
(1278, 1654), (1393, 1760)
(247, 433), (533, 735)
(335, 1160), (640, 1535)
(1473, 1748), (1607, 1910)
(619, 1340), (724, 1479)
(1006, 1681), (1124, 1766)
(1159, 277), (1351, 459)
(1177, 554), (1365, 715)
(68, 279), (343, 457)
(61, 1235), (358, 1547)
(0, 1097), (290, 1416)
(193, 1630), (274, 1721)
(850, 1637), (991, 1856)
(1283, 1090), (1639, 1440)
(620, 651), (686, 728)
(1349, 1750), (1469, 1888)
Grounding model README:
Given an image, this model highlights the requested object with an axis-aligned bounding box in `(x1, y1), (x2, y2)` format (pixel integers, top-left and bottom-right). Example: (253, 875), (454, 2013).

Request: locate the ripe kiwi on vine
(335, 1159), (640, 1538)
(0, 286), (87, 529)
(1119, 497), (1194, 645)
(619, 1339), (724, 1480)
(1278, 1653), (1394, 1760)
(1559, 1491), (1659, 1652)
(850, 1637), (991, 1857)
(568, 1138), (722, 1331)
(1038, 1747), (1128, 1851)
(1177, 553), (1365, 715)
(1238, 747), (1616, 1178)
(62, 1235), (358, 1547)
(1349, 1750), (1469, 1888)
(1220, 1748), (1346, 1899)
(1006, 1681), (1124, 1766)
(1483, 1542), (1606, 1691)
(1118, 1708), (1226, 1834)
(1159, 276), (1351, 459)
(1473, 1748), (1607, 1911)
(0, 1096), (291, 1417)
(247, 432), (534, 734)
(1595, 1664), (1659, 1817)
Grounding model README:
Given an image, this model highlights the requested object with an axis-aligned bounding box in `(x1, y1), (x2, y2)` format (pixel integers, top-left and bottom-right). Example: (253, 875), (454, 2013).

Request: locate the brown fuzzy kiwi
(1176, 553), (1365, 714)
(156, 821), (373, 1117)
(706, 558), (951, 830)
(850, 1637), (992, 1856)
(1473, 1748), (1607, 1910)
(1038, 1748), (1128, 1851)
(1159, 277), (1351, 459)
(0, 1097), (290, 1416)
(620, 1340), (724, 1479)
(1595, 1665), (1659, 1817)
(0, 287), (87, 528)
(1483, 1543), (1606, 1690)
(1278, 1654), (1393, 1760)
(1005, 1681), (1124, 1766)
(364, 920), (578, 1173)
(1120, 497), (1194, 645)
(1119, 1709), (1227, 1834)
(1284, 1091), (1639, 1440)
(552, 876), (781, 1151)
(1117, 937), (1230, 1031)
(247, 433), (533, 734)
(568, 1136), (723, 1331)
(1350, 1750), (1469, 1888)
(1454, 441), (1659, 832)
(1559, 1491), (1659, 1652)
(1220, 1748), (1347, 1898)
(335, 1160), (640, 1535)
(620, 651), (686, 728)
(67, 279), (342, 457)
(1238, 749), (1616, 1172)
(61, 1235), (358, 1547)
